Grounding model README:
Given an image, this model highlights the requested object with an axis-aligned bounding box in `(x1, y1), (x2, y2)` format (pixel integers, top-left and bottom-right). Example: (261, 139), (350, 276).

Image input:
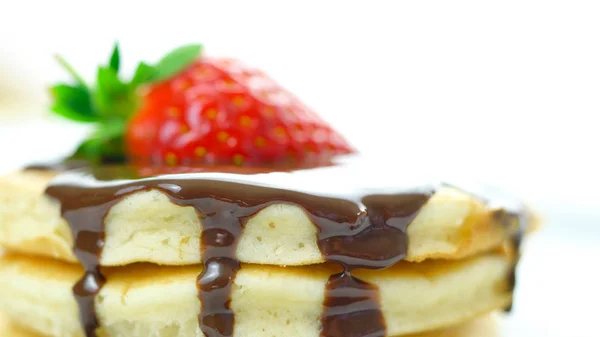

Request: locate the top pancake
(0, 162), (531, 267)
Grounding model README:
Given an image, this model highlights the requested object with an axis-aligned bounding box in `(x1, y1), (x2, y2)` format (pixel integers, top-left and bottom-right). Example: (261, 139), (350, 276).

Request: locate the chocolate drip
(195, 200), (242, 337)
(72, 272), (105, 337)
(46, 182), (122, 337)
(316, 193), (432, 337)
(322, 271), (385, 337)
(43, 161), (527, 337)
(491, 209), (528, 312)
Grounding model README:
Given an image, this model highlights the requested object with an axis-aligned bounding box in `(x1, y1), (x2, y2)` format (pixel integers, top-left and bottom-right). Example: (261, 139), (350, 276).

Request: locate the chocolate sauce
(316, 193), (431, 337)
(46, 178), (122, 337)
(42, 159), (527, 337)
(491, 209), (528, 312)
(322, 271), (385, 337)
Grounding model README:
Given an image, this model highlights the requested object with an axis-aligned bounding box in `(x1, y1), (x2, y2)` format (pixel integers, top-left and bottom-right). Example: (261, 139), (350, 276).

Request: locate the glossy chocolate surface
(40, 157), (528, 337)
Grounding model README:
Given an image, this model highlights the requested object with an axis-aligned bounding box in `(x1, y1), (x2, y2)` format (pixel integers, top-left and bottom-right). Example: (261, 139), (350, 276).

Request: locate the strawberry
(50, 43), (354, 166)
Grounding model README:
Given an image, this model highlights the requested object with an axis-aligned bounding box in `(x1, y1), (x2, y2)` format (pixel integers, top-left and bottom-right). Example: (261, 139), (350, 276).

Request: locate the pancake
(0, 312), (500, 337)
(0, 252), (511, 337)
(0, 313), (499, 337)
(0, 169), (523, 267)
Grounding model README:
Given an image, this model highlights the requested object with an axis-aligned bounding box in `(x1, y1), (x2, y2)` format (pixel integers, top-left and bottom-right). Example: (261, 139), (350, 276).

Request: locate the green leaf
(96, 66), (127, 96)
(72, 137), (101, 158)
(97, 119), (126, 139)
(55, 55), (88, 89)
(151, 44), (202, 82)
(50, 84), (97, 122)
(51, 104), (98, 123)
(72, 120), (126, 163)
(109, 43), (120, 72)
(94, 66), (137, 119)
(72, 135), (126, 164)
(131, 62), (156, 85)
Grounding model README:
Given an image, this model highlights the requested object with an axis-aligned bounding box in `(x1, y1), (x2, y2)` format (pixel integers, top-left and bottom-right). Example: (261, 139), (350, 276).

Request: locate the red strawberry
(126, 58), (353, 166)
(50, 44), (354, 166)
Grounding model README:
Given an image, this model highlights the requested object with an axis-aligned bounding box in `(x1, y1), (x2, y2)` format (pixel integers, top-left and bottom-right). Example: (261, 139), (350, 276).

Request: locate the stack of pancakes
(0, 160), (533, 337)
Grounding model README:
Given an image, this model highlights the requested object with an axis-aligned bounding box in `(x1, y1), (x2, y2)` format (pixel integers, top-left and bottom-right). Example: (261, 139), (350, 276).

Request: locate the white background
(0, 1), (599, 336)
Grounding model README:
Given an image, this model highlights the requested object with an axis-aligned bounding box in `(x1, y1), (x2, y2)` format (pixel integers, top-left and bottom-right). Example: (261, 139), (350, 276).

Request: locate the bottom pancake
(0, 253), (511, 337)
(0, 313), (499, 337)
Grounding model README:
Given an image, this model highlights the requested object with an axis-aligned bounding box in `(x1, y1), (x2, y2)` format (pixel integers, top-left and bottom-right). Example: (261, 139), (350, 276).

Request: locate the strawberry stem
(50, 42), (203, 164)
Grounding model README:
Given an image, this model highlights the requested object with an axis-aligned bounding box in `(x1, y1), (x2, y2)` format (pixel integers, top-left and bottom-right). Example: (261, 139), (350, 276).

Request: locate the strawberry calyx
(50, 43), (203, 163)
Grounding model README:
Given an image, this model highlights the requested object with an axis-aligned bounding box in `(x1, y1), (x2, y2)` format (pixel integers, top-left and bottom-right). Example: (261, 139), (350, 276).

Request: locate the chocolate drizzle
(316, 193), (432, 337)
(46, 182), (121, 337)
(41, 159), (527, 337)
(491, 209), (528, 312)
(322, 271), (385, 337)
